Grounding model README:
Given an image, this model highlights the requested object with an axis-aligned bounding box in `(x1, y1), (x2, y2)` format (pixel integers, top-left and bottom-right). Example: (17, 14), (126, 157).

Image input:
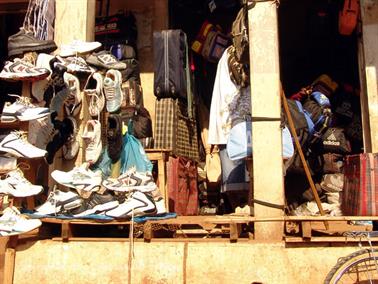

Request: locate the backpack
(339, 0), (359, 36)
(120, 105), (153, 139)
(231, 5), (249, 64)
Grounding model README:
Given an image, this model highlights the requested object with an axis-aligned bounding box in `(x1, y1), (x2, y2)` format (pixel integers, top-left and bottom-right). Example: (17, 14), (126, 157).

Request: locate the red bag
(167, 156), (198, 215)
(342, 153), (378, 216)
(339, 0), (359, 36)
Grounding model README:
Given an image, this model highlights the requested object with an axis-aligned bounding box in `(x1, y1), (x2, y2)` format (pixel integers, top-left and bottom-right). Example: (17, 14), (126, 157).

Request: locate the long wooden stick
(280, 89), (329, 229)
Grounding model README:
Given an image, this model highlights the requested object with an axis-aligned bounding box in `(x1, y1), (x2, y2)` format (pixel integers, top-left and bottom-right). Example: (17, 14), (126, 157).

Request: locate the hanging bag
(339, 0), (359, 36)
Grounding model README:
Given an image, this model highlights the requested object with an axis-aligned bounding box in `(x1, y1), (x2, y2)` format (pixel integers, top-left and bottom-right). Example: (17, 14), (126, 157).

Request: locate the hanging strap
(183, 32), (193, 119)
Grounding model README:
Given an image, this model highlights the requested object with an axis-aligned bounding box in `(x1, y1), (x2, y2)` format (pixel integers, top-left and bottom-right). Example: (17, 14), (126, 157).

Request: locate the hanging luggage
(342, 153), (378, 216)
(167, 156), (198, 216)
(153, 30), (188, 99)
(154, 98), (199, 161)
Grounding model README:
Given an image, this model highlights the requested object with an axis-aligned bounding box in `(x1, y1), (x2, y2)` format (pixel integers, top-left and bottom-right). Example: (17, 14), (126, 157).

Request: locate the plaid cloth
(167, 156), (198, 215)
(342, 153), (378, 216)
(154, 98), (199, 160)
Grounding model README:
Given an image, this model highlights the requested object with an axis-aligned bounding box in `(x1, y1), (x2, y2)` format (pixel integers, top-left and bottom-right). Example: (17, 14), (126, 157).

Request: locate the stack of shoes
(0, 206), (42, 236)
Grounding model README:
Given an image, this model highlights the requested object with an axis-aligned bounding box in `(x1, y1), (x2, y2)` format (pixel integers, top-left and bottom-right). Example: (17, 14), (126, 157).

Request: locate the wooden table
(145, 149), (171, 209)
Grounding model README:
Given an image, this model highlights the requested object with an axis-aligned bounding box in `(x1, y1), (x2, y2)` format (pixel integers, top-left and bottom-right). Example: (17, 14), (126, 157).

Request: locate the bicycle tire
(324, 249), (378, 283)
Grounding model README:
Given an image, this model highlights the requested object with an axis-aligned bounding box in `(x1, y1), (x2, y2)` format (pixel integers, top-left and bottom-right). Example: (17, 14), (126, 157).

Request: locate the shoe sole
(0, 142), (46, 159)
(8, 43), (57, 57)
(73, 201), (119, 217)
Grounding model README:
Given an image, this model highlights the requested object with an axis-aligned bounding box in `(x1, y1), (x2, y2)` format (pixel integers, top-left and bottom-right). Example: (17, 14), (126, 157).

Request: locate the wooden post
(248, 2), (284, 240)
(54, 0), (96, 46)
(359, 0), (378, 152)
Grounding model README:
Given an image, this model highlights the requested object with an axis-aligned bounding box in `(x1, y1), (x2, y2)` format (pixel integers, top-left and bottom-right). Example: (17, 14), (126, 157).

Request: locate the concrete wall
(13, 240), (359, 284)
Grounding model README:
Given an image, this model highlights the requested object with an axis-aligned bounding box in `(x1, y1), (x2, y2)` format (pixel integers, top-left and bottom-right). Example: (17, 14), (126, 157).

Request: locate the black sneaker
(107, 114), (123, 162)
(8, 28), (57, 57)
(70, 192), (119, 217)
(45, 116), (73, 164)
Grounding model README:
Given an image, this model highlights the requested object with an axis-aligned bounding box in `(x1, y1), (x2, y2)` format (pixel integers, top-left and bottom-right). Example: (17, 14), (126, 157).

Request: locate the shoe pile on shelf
(0, 26), (167, 226)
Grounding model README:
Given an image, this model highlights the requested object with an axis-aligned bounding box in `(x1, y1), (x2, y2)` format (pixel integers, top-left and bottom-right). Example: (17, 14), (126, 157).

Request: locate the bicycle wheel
(324, 249), (378, 283)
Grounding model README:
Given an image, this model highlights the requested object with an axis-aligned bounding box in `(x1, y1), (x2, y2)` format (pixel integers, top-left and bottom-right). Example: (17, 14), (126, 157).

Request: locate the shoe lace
(104, 84), (115, 101)
(9, 94), (36, 108)
(12, 130), (31, 145)
(7, 167), (32, 187)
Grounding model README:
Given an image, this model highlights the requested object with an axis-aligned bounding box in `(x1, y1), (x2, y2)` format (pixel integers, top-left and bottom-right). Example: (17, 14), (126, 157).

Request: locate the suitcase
(342, 153), (378, 216)
(154, 98), (199, 161)
(167, 156), (198, 215)
(153, 30), (188, 99)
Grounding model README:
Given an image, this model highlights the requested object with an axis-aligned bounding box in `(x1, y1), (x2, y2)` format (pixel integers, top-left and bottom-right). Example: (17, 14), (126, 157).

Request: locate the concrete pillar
(248, 2), (284, 240)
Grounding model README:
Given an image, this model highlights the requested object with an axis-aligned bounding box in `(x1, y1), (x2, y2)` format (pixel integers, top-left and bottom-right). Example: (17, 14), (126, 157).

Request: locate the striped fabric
(154, 98), (199, 161)
(342, 153), (378, 216)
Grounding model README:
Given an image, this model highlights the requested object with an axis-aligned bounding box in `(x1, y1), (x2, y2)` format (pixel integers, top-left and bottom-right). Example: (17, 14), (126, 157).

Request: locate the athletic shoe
(69, 192), (119, 217)
(51, 163), (103, 193)
(7, 28), (57, 57)
(82, 120), (102, 164)
(154, 198), (167, 215)
(45, 116), (73, 164)
(0, 58), (50, 81)
(28, 115), (55, 150)
(105, 191), (156, 219)
(107, 114), (123, 162)
(0, 131), (47, 158)
(63, 72), (82, 116)
(34, 189), (82, 215)
(0, 156), (17, 174)
(103, 69), (122, 113)
(1, 94), (49, 123)
(31, 53), (55, 102)
(86, 50), (126, 70)
(0, 206), (42, 236)
(60, 56), (95, 73)
(103, 169), (156, 192)
(43, 58), (68, 108)
(85, 72), (105, 117)
(0, 168), (43, 197)
(59, 40), (102, 57)
(62, 116), (80, 160)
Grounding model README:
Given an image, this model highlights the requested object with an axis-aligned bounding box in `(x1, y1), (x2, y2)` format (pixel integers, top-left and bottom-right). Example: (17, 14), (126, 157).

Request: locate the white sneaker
(105, 191), (157, 219)
(0, 168), (43, 197)
(85, 72), (105, 117)
(103, 69), (122, 113)
(51, 163), (103, 193)
(62, 116), (80, 160)
(35, 189), (82, 215)
(31, 53), (54, 102)
(0, 58), (50, 81)
(1, 94), (50, 123)
(0, 131), (47, 158)
(0, 156), (17, 174)
(82, 120), (102, 164)
(59, 40), (102, 57)
(0, 206), (42, 236)
(28, 115), (55, 150)
(63, 72), (82, 116)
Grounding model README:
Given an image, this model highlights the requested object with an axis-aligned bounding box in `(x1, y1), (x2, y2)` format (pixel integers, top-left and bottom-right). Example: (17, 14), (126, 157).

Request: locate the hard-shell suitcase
(153, 30), (188, 99)
(167, 156), (198, 215)
(342, 153), (378, 216)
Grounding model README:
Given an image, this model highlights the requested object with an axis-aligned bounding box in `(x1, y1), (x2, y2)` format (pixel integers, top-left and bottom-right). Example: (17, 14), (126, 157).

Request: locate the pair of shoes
(51, 163), (102, 193)
(103, 168), (156, 192)
(35, 188), (82, 215)
(8, 27), (57, 57)
(0, 58), (50, 81)
(82, 120), (102, 164)
(103, 69), (123, 113)
(69, 191), (119, 217)
(0, 168), (43, 197)
(1, 94), (49, 123)
(0, 206), (42, 236)
(105, 191), (157, 219)
(0, 131), (47, 158)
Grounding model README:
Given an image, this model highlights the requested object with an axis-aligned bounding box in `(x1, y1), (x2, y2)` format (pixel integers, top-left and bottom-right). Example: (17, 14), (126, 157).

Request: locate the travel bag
(167, 156), (198, 215)
(153, 30), (188, 99)
(154, 98), (199, 161)
(342, 153), (378, 216)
